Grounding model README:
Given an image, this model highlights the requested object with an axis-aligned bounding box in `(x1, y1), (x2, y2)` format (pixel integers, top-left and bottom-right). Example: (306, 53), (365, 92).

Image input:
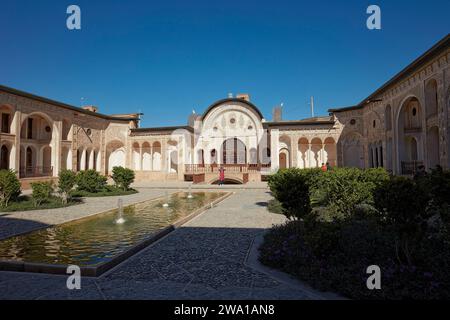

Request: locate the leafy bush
(31, 181), (54, 207)
(58, 169), (77, 204)
(374, 176), (430, 265)
(268, 169), (312, 220)
(261, 169), (450, 299)
(260, 216), (450, 299)
(111, 166), (135, 191)
(70, 185), (137, 198)
(269, 167), (389, 220)
(76, 170), (107, 193)
(315, 168), (389, 220)
(0, 169), (21, 207)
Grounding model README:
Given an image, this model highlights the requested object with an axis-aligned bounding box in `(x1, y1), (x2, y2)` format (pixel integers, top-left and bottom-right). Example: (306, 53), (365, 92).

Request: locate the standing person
(219, 166), (225, 185)
(326, 162), (332, 171)
(321, 163), (327, 172)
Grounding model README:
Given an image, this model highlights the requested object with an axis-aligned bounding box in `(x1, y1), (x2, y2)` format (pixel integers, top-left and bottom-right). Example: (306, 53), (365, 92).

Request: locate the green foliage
(267, 199), (283, 215)
(0, 195), (79, 212)
(268, 168), (312, 220)
(269, 167), (389, 220)
(76, 170), (107, 193)
(374, 176), (431, 265)
(416, 167), (450, 207)
(58, 169), (77, 204)
(261, 169), (450, 299)
(31, 181), (54, 207)
(111, 166), (135, 191)
(315, 167), (389, 219)
(70, 185), (137, 198)
(260, 216), (450, 299)
(0, 169), (21, 207)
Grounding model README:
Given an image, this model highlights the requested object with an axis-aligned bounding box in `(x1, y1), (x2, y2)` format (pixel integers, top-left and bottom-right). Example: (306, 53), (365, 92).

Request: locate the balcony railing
(19, 166), (53, 178)
(401, 161), (424, 175)
(185, 164), (271, 174)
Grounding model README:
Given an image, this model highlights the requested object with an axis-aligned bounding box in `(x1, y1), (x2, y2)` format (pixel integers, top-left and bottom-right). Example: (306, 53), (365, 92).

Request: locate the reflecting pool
(0, 192), (225, 266)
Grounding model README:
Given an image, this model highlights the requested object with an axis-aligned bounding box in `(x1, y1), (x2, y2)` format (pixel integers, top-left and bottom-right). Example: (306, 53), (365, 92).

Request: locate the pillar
(292, 135), (299, 168)
(51, 120), (62, 177)
(270, 129), (279, 171)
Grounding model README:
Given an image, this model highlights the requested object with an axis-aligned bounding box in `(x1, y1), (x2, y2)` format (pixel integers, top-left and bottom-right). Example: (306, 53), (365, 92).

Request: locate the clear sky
(0, 0), (449, 127)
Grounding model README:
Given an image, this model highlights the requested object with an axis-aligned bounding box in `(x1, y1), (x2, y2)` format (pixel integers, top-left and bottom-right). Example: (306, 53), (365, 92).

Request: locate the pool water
(0, 192), (225, 266)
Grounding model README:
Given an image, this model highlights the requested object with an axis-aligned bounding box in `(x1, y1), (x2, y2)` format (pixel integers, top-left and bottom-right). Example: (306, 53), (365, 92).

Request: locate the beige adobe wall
(0, 90), (131, 177)
(334, 47), (450, 173)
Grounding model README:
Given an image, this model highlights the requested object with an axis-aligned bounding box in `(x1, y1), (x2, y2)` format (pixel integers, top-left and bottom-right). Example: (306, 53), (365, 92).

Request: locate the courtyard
(0, 184), (333, 300)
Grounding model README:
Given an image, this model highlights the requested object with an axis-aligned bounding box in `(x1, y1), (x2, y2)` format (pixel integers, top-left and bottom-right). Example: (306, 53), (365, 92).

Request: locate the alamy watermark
(66, 265), (81, 290)
(366, 265), (381, 290)
(367, 5), (381, 30)
(66, 5), (81, 30)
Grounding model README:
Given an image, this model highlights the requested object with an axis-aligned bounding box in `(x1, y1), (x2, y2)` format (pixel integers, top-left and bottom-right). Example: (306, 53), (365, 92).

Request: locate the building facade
(1, 35), (449, 185)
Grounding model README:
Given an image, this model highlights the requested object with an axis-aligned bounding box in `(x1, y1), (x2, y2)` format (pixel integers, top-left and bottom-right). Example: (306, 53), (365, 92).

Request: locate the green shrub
(416, 167), (450, 207)
(0, 169), (21, 207)
(76, 170), (107, 193)
(31, 181), (54, 207)
(58, 169), (77, 204)
(259, 216), (450, 299)
(315, 167), (389, 220)
(374, 176), (430, 265)
(111, 166), (135, 191)
(269, 167), (389, 221)
(268, 168), (312, 220)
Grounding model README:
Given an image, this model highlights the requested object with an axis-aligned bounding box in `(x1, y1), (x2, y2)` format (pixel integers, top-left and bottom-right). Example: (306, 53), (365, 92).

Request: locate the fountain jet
(116, 198), (126, 224)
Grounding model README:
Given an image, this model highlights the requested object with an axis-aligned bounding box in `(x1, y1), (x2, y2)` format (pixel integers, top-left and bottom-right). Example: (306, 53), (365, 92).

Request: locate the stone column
(308, 143), (312, 168)
(162, 139), (168, 173)
(178, 136), (185, 180)
(139, 146), (143, 171)
(51, 120), (62, 177)
(292, 135), (299, 168)
(11, 110), (22, 174)
(270, 129), (279, 171)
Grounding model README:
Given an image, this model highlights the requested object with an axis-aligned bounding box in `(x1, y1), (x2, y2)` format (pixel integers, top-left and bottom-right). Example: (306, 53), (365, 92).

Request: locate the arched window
(0, 145), (9, 170)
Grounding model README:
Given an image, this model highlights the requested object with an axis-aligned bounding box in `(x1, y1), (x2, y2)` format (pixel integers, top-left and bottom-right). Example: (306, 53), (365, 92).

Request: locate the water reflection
(0, 192), (225, 266)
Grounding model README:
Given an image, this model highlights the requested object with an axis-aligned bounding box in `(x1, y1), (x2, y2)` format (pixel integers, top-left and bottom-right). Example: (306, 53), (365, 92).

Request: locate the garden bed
(0, 195), (81, 213)
(71, 186), (138, 198)
(261, 167), (450, 299)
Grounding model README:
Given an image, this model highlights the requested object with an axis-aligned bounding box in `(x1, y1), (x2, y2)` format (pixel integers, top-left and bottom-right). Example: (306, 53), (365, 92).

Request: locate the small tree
(0, 169), (21, 207)
(58, 169), (77, 204)
(112, 166), (135, 191)
(76, 170), (107, 193)
(268, 169), (312, 220)
(374, 177), (430, 265)
(31, 181), (54, 207)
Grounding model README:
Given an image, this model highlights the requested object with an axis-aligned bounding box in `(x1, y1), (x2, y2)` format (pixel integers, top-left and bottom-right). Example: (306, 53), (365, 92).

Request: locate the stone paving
(0, 188), (333, 300)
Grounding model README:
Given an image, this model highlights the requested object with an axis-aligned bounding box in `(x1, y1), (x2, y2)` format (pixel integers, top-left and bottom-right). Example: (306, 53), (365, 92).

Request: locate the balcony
(19, 166), (53, 178)
(401, 161), (424, 175)
(185, 164), (271, 174)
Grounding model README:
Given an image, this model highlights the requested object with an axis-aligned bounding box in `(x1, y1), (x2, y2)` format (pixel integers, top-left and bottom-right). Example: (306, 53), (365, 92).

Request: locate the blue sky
(0, 0), (449, 127)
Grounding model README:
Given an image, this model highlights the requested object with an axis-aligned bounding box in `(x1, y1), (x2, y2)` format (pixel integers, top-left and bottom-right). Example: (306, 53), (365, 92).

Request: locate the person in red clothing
(321, 163), (327, 172)
(219, 166), (225, 185)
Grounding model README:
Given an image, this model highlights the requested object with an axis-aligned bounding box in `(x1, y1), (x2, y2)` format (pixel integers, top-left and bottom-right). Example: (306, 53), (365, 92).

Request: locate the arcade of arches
(0, 34), (449, 184)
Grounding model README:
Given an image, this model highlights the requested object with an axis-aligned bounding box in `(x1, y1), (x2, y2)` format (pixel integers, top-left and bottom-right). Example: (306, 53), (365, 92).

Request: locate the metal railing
(185, 163), (271, 174)
(19, 166), (53, 178)
(401, 161), (424, 175)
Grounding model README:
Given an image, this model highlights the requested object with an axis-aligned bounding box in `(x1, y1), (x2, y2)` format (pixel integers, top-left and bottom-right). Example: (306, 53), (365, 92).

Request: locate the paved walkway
(0, 189), (334, 300)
